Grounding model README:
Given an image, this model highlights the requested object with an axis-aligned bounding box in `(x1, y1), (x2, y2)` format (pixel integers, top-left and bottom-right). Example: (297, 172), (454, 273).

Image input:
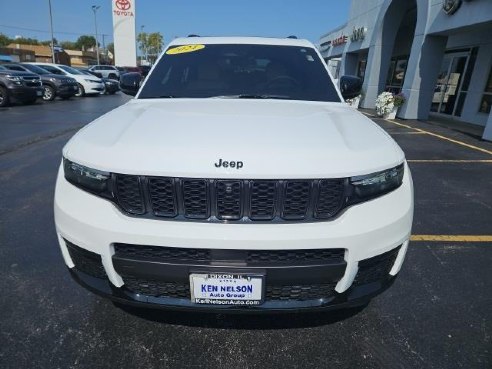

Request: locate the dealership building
(319, 0), (492, 140)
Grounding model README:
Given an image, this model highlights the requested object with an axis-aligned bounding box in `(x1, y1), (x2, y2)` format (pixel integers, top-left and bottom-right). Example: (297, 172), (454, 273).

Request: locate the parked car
(0, 65), (43, 107)
(117, 66), (142, 75)
(75, 68), (120, 95)
(139, 65), (151, 77)
(1, 63), (78, 101)
(55, 37), (413, 312)
(26, 63), (104, 97)
(88, 65), (120, 80)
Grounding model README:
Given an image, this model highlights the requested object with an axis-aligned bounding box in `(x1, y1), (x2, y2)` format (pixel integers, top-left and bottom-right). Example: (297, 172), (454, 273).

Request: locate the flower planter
(383, 106), (398, 120)
(375, 91), (405, 120)
(346, 96), (361, 109)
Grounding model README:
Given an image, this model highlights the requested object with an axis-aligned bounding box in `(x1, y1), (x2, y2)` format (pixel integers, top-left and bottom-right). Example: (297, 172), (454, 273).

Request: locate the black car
(2, 63), (78, 101)
(0, 65), (43, 107)
(75, 68), (120, 95)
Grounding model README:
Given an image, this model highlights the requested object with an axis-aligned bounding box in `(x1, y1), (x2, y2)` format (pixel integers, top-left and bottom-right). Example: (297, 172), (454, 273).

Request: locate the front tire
(42, 85), (56, 101)
(0, 86), (10, 107)
(108, 73), (117, 80)
(75, 83), (85, 97)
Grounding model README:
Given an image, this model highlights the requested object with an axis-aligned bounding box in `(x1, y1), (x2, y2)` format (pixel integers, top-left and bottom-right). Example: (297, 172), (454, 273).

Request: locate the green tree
(137, 31), (163, 63)
(12, 37), (39, 45)
(137, 32), (148, 55)
(106, 42), (115, 60)
(40, 38), (57, 46)
(107, 42), (114, 55)
(0, 33), (12, 47)
(60, 41), (77, 50)
(75, 35), (96, 51)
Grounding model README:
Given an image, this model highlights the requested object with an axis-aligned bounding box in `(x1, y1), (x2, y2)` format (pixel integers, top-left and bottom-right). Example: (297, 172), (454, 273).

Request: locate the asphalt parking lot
(1, 97), (491, 369)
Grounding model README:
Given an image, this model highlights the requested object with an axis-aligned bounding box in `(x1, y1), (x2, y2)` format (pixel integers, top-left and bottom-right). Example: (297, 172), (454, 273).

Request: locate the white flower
(375, 92), (396, 116)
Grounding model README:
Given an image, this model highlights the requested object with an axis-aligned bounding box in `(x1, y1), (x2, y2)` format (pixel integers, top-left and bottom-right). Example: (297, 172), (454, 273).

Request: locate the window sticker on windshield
(306, 55), (314, 62)
(166, 45), (205, 55)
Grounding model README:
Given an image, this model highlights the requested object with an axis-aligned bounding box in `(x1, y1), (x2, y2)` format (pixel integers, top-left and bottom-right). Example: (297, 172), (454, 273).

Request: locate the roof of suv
(167, 36), (314, 48)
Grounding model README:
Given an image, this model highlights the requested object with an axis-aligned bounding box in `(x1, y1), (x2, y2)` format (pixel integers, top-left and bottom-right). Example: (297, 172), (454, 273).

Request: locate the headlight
(348, 163), (404, 204)
(49, 77), (58, 82)
(6, 76), (22, 85)
(63, 158), (112, 198)
(84, 79), (99, 83)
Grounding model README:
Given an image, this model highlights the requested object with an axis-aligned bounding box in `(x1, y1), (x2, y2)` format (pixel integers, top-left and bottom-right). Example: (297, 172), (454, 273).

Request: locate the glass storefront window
(479, 65), (492, 114)
(385, 56), (408, 93)
(357, 60), (367, 81)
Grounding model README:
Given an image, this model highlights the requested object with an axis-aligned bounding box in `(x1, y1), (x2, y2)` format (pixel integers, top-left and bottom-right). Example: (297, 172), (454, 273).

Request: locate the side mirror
(119, 72), (141, 96)
(340, 75), (362, 100)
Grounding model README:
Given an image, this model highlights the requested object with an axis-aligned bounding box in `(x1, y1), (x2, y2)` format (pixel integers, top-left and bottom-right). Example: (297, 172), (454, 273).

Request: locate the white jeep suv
(54, 37), (413, 312)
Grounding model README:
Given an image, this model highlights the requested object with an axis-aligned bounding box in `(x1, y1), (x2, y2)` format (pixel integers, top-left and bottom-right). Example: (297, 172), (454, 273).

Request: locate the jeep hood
(63, 99), (404, 178)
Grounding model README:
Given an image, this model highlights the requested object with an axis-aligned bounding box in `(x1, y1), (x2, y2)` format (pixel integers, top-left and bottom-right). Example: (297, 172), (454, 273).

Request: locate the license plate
(36, 90), (43, 96)
(190, 273), (263, 306)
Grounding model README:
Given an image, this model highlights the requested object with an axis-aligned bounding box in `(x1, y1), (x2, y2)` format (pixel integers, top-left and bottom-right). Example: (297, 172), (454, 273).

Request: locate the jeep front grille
(113, 175), (346, 222)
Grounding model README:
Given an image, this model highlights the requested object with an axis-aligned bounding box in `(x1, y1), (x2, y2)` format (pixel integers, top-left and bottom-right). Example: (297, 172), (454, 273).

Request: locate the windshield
(77, 69), (93, 76)
(138, 44), (340, 102)
(58, 65), (84, 75)
(22, 64), (49, 75)
(36, 64), (65, 75)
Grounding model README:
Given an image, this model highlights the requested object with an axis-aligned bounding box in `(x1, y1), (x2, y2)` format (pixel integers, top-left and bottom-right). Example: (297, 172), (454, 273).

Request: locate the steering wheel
(265, 75), (299, 89)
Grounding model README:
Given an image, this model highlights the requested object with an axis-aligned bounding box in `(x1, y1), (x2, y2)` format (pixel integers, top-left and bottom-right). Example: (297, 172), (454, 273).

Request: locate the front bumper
(56, 83), (78, 96)
(84, 82), (105, 94)
(8, 85), (43, 101)
(54, 163), (413, 311)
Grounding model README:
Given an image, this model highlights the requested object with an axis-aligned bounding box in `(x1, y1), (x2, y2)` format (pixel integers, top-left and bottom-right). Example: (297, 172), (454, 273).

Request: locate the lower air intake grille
(65, 240), (107, 279)
(353, 246), (401, 286)
(121, 278), (337, 302)
(122, 276), (191, 298)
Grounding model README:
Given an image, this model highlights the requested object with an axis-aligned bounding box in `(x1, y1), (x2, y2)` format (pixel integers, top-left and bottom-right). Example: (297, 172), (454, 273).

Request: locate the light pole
(140, 25), (146, 64)
(47, 0), (55, 63)
(91, 5), (101, 65)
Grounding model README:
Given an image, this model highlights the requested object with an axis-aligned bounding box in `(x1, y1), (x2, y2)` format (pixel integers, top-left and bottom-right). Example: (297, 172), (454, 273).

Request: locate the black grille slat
(246, 249), (345, 264)
(266, 283), (336, 301)
(250, 181), (277, 220)
(216, 180), (242, 220)
(282, 181), (311, 219)
(113, 175), (346, 222)
(182, 179), (209, 219)
(148, 178), (177, 217)
(114, 244), (211, 262)
(114, 244), (346, 265)
(116, 175), (145, 214)
(316, 179), (345, 218)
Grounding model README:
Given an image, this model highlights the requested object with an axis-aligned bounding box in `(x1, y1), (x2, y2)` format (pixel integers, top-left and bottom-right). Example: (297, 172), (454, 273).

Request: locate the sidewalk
(359, 108), (491, 144)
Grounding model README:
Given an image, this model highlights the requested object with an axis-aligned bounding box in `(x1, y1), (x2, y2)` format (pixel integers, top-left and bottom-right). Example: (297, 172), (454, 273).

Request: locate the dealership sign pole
(112, 0), (137, 67)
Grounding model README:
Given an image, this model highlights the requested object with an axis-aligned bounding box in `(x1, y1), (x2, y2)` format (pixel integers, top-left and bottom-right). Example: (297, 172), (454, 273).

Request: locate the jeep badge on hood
(215, 159), (243, 169)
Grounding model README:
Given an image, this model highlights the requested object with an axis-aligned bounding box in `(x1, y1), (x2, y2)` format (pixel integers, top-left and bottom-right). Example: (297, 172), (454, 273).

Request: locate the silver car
(88, 65), (120, 80)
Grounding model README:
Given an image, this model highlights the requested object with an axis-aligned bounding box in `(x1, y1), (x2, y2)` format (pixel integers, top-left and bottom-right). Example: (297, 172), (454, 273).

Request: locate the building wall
(319, 0), (492, 140)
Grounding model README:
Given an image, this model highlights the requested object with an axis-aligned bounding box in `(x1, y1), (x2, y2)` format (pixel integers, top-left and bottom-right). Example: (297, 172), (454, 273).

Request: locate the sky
(0, 0), (350, 47)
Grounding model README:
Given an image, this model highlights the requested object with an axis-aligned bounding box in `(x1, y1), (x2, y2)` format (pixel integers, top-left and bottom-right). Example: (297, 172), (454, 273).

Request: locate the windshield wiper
(211, 94), (291, 100)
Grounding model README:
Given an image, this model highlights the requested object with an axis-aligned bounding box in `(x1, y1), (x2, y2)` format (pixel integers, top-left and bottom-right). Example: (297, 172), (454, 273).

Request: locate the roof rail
(187, 34), (200, 37)
(287, 35), (298, 39)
